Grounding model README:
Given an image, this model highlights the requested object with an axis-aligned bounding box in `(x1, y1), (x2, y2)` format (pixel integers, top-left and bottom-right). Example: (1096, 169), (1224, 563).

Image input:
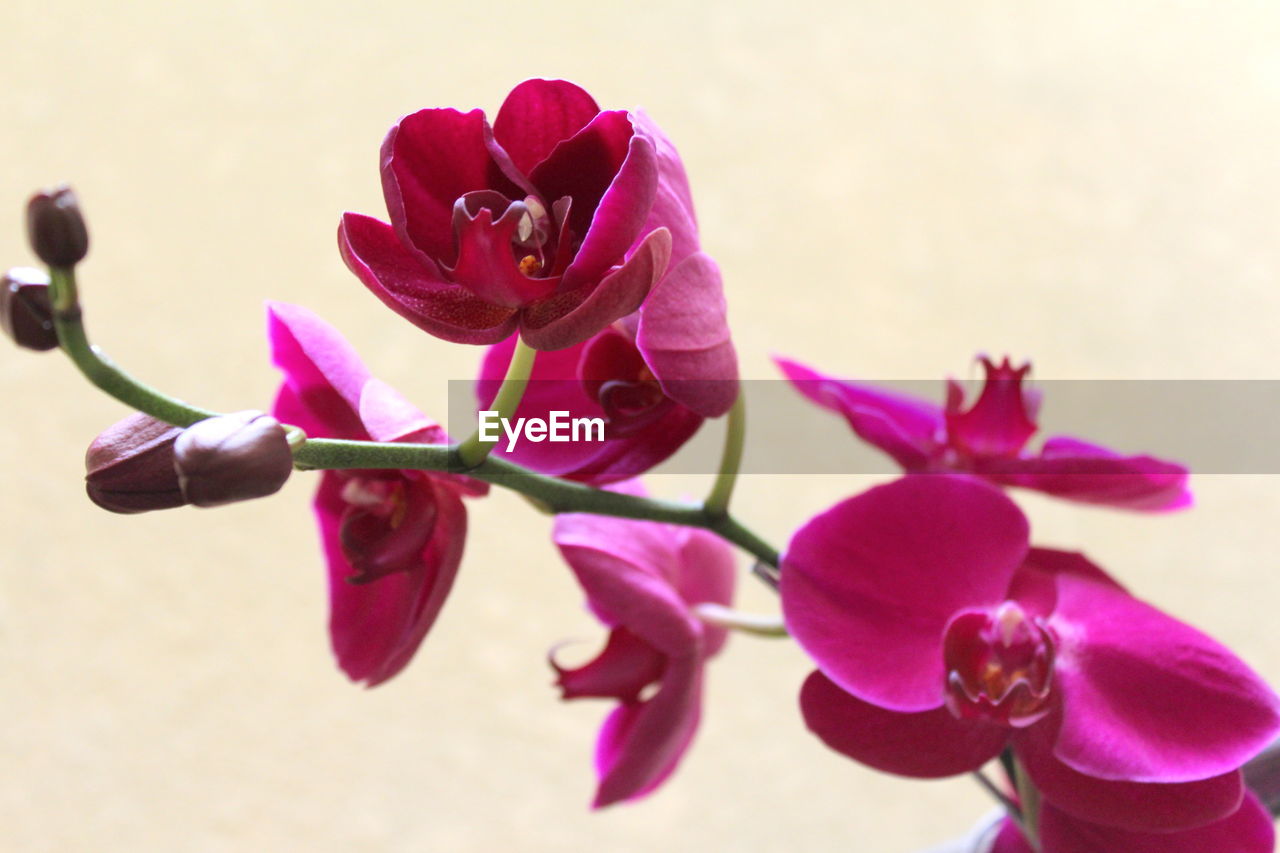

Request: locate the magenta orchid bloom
(339, 78), (733, 360)
(776, 355), (1190, 511)
(989, 791), (1274, 853)
(551, 491), (735, 807)
(268, 302), (485, 687)
(470, 96), (739, 480)
(476, 325), (712, 485)
(782, 476), (1280, 833)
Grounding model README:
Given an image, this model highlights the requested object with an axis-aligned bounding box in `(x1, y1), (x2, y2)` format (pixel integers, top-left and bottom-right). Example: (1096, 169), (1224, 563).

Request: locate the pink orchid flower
(339, 78), (734, 361)
(476, 319), (729, 484)
(782, 476), (1280, 833)
(776, 355), (1190, 511)
(268, 302), (485, 687)
(551, 492), (735, 807)
(989, 790), (1274, 853)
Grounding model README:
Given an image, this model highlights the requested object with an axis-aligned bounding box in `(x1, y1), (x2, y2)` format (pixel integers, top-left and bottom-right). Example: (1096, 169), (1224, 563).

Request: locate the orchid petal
(635, 251), (739, 418)
(520, 227), (670, 351)
(551, 489), (681, 590)
(781, 476), (1029, 712)
(1016, 715), (1244, 832)
(980, 435), (1192, 511)
(317, 474), (466, 687)
(1037, 792), (1274, 853)
(671, 527), (736, 658)
(592, 659), (702, 808)
(800, 670), (1007, 778)
(774, 357), (943, 470)
(632, 109), (700, 265)
(358, 378), (446, 445)
(1009, 548), (1126, 620)
(492, 79), (601, 177)
(558, 119), (658, 293)
(380, 107), (519, 265)
(530, 111), (654, 288)
(555, 536), (700, 656)
(553, 626), (666, 702)
(338, 213), (518, 345)
(272, 383), (340, 442)
(989, 819), (1032, 853)
(1051, 570), (1280, 783)
(267, 301), (370, 435)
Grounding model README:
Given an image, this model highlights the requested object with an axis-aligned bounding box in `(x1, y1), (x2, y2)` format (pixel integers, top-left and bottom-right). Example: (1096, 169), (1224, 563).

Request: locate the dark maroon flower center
(451, 190), (577, 281)
(943, 601), (1055, 727)
(338, 474), (438, 584)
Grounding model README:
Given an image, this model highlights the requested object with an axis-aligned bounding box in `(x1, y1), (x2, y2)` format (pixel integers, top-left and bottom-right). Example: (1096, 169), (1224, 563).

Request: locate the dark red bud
(27, 185), (89, 267)
(1, 267), (58, 351)
(85, 413), (185, 513)
(173, 410), (293, 507)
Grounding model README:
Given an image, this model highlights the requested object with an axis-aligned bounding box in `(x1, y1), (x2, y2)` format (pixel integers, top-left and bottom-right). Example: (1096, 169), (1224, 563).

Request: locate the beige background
(3, 1), (1280, 850)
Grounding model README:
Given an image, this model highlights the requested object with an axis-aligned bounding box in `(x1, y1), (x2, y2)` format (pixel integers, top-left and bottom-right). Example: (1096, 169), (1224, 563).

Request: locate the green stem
(293, 437), (781, 568)
(48, 267), (216, 426)
(704, 392), (746, 517)
(1011, 754), (1042, 851)
(455, 334), (536, 468)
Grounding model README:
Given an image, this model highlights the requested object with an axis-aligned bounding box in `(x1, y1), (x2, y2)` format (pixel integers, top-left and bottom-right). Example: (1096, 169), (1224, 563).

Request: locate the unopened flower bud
(27, 185), (89, 267)
(85, 411), (293, 514)
(1, 267), (58, 351)
(85, 413), (186, 514)
(174, 410), (293, 507)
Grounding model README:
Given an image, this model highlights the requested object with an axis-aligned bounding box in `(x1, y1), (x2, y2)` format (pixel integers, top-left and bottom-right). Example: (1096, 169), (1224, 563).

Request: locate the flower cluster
(262, 80), (740, 694)
(279, 81), (741, 796)
(8, 77), (1279, 850)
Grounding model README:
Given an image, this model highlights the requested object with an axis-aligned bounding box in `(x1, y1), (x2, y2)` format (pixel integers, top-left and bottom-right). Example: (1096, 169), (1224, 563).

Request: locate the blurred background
(3, 1), (1280, 850)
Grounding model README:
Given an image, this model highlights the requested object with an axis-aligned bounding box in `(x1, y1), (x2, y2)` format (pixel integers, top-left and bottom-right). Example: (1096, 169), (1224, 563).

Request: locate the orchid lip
(944, 355), (1038, 458)
(942, 601), (1056, 728)
(597, 378), (672, 437)
(338, 474), (438, 583)
(448, 191), (574, 285)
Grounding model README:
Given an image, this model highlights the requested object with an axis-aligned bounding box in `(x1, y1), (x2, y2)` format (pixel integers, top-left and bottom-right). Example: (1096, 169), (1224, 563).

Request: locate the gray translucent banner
(446, 379), (1280, 475)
